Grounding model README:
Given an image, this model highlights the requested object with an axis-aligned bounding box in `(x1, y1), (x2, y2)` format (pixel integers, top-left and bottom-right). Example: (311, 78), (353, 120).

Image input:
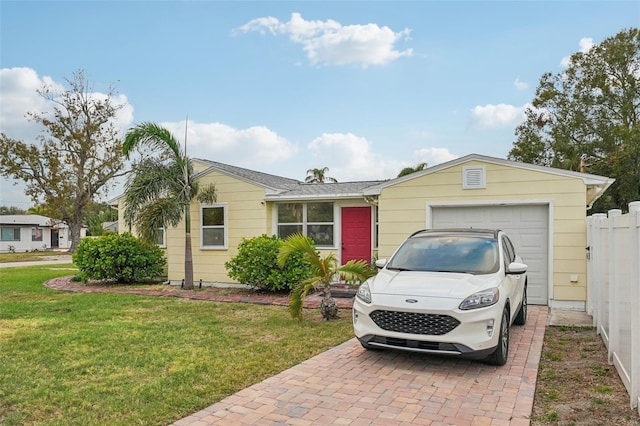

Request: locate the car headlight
(459, 288), (499, 310)
(356, 282), (372, 304)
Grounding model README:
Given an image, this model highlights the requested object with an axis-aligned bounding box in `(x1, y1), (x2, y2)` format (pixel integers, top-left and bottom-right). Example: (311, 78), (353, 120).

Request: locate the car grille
(369, 310), (460, 335)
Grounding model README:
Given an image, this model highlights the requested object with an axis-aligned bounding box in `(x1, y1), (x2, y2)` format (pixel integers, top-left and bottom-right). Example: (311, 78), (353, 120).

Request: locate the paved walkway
(171, 307), (546, 426)
(41, 275), (548, 425)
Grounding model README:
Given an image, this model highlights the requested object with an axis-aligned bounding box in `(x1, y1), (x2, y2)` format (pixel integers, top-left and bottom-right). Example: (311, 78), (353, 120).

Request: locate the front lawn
(0, 265), (354, 425)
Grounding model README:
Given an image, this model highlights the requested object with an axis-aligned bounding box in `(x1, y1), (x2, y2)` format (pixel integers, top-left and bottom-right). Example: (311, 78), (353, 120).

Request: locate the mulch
(43, 276), (355, 309)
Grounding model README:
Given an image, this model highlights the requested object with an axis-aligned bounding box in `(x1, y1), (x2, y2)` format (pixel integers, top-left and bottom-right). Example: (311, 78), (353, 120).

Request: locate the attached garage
(430, 204), (549, 305)
(366, 154), (614, 310)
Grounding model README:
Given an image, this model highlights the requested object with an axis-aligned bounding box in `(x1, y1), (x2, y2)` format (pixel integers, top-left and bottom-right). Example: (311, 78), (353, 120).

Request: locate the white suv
(353, 229), (527, 365)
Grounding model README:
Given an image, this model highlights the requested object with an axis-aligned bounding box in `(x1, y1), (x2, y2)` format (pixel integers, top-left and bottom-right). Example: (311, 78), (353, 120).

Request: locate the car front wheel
(486, 308), (510, 366)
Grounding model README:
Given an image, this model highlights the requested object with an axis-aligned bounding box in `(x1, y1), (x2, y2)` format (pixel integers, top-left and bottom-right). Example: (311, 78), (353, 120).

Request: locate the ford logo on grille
(405, 299), (418, 303)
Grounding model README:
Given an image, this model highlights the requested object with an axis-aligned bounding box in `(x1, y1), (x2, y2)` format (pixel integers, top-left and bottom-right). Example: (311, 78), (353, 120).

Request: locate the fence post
(593, 214), (608, 339)
(607, 209), (622, 364)
(629, 201), (640, 412)
(588, 213), (606, 324)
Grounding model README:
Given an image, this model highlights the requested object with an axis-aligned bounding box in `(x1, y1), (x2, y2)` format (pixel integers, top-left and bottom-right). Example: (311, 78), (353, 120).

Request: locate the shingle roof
(267, 181), (385, 200)
(194, 158), (385, 199)
(194, 158), (299, 190)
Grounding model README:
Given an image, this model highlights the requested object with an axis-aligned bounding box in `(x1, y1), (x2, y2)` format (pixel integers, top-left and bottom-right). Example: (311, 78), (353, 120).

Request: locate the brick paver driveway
(173, 306), (546, 426)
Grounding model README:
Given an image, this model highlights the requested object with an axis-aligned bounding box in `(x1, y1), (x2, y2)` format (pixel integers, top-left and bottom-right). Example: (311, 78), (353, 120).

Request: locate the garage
(431, 204), (549, 305)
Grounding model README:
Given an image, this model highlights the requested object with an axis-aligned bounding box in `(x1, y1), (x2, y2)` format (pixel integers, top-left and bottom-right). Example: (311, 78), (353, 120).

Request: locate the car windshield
(387, 235), (499, 274)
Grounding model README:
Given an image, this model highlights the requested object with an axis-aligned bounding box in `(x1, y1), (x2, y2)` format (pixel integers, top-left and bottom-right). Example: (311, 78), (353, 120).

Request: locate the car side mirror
(375, 258), (387, 268)
(507, 262), (528, 275)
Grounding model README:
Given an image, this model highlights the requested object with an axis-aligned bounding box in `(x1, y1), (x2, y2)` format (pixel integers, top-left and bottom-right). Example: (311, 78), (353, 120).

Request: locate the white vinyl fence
(587, 201), (640, 414)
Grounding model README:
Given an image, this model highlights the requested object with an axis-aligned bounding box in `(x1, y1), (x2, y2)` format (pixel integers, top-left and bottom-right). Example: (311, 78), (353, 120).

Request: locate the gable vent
(462, 166), (486, 189)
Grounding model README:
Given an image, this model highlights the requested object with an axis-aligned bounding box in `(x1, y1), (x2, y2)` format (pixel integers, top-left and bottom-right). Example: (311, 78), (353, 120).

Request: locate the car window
(388, 235), (499, 274)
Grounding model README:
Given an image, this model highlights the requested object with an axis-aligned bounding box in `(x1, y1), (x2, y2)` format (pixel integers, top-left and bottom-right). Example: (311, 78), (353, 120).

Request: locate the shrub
(73, 233), (166, 283)
(225, 234), (311, 292)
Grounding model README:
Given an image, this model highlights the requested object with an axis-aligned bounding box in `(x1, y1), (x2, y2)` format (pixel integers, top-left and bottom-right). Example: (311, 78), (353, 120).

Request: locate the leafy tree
(122, 122), (217, 290)
(397, 162), (427, 177)
(305, 167), (338, 183)
(0, 206), (26, 215)
(277, 233), (373, 321)
(509, 28), (640, 212)
(0, 70), (127, 251)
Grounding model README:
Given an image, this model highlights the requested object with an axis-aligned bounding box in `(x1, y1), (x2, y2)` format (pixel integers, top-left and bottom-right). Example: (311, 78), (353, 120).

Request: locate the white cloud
(305, 133), (458, 181)
(514, 76), (529, 91)
(560, 37), (594, 68)
(160, 121), (298, 166)
(307, 132), (405, 180)
(413, 148), (458, 167)
(234, 12), (413, 67)
(468, 103), (527, 130)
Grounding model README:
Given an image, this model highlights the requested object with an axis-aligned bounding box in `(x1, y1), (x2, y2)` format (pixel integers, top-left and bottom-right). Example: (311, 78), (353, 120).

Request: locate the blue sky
(1, 1), (638, 208)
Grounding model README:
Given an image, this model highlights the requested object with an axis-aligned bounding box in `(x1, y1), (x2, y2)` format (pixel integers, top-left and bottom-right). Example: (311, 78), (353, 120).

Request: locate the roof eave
(264, 193), (367, 202)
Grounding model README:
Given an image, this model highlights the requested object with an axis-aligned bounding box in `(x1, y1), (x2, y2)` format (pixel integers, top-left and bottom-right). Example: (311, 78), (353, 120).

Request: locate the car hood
(369, 268), (500, 300)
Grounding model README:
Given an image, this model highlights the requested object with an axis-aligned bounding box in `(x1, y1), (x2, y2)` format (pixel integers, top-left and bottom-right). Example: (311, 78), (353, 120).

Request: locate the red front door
(341, 207), (372, 265)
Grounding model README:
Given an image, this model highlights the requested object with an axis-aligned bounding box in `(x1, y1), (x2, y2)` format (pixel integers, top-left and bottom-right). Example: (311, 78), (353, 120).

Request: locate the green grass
(0, 251), (65, 263)
(0, 265), (354, 425)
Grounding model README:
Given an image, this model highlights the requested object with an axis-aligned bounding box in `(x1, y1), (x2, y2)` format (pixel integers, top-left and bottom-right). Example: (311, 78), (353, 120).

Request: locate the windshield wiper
(386, 266), (413, 271)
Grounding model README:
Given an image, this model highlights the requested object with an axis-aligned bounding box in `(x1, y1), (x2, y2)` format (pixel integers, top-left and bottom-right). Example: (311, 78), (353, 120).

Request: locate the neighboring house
(102, 221), (119, 233)
(112, 153), (614, 311)
(0, 215), (87, 252)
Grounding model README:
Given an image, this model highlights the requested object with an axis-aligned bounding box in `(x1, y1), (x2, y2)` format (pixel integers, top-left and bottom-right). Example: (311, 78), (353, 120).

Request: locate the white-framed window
(277, 202), (334, 247)
(201, 204), (227, 249)
(32, 227), (43, 242)
(462, 166), (486, 189)
(155, 228), (166, 248)
(1, 227), (20, 241)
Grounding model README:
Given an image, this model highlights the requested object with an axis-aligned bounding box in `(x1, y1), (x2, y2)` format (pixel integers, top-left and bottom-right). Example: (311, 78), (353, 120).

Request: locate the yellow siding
(378, 160), (589, 304)
(164, 171), (269, 283)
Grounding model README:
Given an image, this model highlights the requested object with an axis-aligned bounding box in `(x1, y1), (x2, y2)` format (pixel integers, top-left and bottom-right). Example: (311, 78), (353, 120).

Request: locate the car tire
(514, 283), (527, 326)
(486, 308), (510, 366)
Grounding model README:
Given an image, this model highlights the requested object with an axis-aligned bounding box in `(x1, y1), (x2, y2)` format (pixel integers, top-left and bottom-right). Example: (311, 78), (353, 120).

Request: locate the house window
(1, 227), (20, 241)
(201, 204), (227, 249)
(32, 227), (43, 242)
(156, 228), (166, 248)
(277, 202), (334, 247)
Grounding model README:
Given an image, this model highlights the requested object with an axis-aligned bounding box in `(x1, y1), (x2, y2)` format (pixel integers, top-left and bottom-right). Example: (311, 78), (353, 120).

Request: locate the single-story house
(113, 153), (614, 310)
(0, 215), (85, 252)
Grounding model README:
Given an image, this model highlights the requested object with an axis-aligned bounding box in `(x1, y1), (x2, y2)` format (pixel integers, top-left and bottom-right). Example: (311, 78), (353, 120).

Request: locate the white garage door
(432, 204), (548, 305)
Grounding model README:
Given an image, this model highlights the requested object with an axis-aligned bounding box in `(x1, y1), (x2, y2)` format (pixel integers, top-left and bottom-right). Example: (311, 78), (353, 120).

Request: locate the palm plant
(277, 233), (373, 320)
(305, 167), (338, 183)
(122, 122), (217, 290)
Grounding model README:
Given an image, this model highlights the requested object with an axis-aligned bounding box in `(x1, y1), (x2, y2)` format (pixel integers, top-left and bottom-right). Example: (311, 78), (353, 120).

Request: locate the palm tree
(277, 233), (373, 320)
(305, 167), (338, 183)
(122, 122), (217, 290)
(27, 204), (49, 216)
(397, 162), (427, 177)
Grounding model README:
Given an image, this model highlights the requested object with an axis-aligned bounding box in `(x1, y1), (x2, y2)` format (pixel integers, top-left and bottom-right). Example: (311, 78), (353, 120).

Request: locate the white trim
(364, 153), (614, 197)
(426, 199), (554, 306)
(200, 203), (228, 250)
